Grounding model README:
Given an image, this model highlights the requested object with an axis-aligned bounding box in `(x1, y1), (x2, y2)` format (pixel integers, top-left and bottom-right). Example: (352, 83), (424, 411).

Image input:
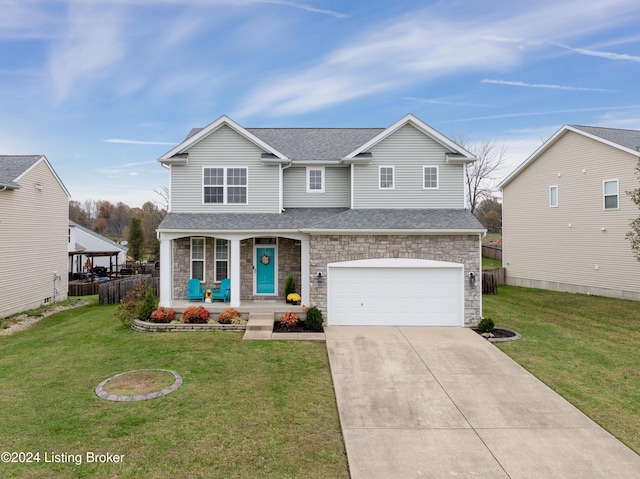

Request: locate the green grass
(0, 299), (348, 479)
(484, 286), (640, 454)
(482, 256), (502, 269)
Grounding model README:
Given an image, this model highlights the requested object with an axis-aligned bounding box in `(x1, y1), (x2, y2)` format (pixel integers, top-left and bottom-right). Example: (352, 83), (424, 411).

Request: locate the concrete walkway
(325, 326), (640, 479)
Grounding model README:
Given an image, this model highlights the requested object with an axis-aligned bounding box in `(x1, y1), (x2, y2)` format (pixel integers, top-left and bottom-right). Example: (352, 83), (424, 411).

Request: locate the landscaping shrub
(279, 311), (299, 328)
(138, 286), (158, 321)
(304, 306), (323, 331)
(182, 306), (210, 324)
(150, 306), (176, 323)
(116, 280), (147, 328)
(218, 307), (242, 324)
(230, 315), (247, 325)
(284, 276), (296, 299)
(477, 317), (495, 333)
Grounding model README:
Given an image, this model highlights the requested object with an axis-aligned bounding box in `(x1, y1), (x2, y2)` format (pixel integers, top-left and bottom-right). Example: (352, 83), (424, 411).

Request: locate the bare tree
(153, 186), (169, 212)
(454, 134), (507, 214)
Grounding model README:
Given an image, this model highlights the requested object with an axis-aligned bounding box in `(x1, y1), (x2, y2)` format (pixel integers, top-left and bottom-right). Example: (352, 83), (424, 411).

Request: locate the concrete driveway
(325, 326), (640, 479)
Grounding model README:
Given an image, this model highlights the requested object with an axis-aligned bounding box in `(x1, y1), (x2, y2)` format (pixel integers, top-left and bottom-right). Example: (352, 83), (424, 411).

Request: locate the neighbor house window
(215, 239), (228, 282)
(603, 179), (619, 210)
(379, 166), (394, 189)
(306, 167), (324, 193)
(549, 185), (558, 207)
(423, 166), (439, 189)
(203, 167), (247, 204)
(191, 237), (205, 282)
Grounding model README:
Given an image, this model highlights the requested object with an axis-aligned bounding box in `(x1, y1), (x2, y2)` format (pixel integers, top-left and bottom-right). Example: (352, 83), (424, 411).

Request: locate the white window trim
(379, 166), (395, 190)
(191, 237), (206, 283)
(202, 166), (249, 205)
(603, 179), (619, 210)
(214, 238), (229, 282)
(549, 185), (558, 208)
(306, 166), (325, 193)
(423, 165), (439, 189)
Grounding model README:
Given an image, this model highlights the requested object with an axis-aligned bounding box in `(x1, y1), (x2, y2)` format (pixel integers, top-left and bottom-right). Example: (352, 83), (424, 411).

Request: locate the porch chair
(210, 278), (231, 303)
(186, 278), (205, 302)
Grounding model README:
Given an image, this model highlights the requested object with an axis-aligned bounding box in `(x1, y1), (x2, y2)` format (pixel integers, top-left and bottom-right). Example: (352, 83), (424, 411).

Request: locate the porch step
(243, 310), (274, 340)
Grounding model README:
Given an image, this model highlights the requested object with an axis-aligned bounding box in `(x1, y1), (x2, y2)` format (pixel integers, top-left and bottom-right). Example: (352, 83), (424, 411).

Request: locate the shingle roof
(0, 155), (42, 189)
(571, 125), (640, 152)
(184, 127), (384, 161)
(158, 208), (484, 232)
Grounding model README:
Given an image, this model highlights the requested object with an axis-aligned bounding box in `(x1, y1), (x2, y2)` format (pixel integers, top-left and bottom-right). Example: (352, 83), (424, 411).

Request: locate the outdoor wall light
(316, 271), (324, 283)
(469, 272), (476, 284)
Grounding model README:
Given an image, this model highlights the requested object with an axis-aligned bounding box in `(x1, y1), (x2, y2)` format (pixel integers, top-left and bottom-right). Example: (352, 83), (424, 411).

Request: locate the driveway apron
(325, 326), (640, 479)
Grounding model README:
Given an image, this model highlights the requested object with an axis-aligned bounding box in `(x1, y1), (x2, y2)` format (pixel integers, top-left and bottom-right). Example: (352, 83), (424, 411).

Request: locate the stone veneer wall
(308, 234), (481, 326)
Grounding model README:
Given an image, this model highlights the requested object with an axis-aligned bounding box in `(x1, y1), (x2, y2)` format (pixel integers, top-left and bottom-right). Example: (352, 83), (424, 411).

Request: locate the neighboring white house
(68, 221), (128, 277)
(499, 125), (640, 300)
(0, 155), (70, 317)
(156, 114), (486, 326)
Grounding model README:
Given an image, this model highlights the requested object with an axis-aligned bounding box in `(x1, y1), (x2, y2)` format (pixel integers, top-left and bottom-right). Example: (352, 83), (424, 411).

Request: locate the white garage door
(327, 258), (464, 326)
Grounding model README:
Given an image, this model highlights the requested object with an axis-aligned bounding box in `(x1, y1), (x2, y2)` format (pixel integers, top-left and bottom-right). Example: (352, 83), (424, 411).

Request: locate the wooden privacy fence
(99, 275), (159, 305)
(482, 268), (506, 295)
(69, 282), (100, 296)
(482, 244), (502, 260)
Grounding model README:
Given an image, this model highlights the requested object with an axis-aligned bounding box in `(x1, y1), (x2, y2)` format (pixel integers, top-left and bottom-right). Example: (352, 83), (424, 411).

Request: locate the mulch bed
(473, 327), (521, 342)
(273, 321), (324, 333)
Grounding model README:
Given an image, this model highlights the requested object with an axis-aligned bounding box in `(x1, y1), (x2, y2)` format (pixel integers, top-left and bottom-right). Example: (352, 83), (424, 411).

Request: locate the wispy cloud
(482, 79), (615, 92)
(438, 105), (640, 124)
(554, 42), (640, 63)
(103, 139), (176, 145)
(253, 0), (347, 18)
(405, 97), (492, 108)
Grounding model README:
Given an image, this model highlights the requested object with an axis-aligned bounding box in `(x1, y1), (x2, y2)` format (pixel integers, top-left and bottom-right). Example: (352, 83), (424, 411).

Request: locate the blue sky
(2, 0), (640, 207)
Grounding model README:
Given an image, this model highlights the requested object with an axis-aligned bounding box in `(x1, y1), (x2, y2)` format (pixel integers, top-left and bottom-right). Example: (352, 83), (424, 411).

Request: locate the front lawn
(0, 299), (348, 479)
(483, 286), (640, 454)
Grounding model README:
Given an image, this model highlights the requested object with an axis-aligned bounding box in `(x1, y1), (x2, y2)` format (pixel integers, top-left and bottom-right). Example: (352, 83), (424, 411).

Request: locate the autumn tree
(127, 217), (145, 262)
(454, 134), (507, 214)
(69, 200), (90, 227)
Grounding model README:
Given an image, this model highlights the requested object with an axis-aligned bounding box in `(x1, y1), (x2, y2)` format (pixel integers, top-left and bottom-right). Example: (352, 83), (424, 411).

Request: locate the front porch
(159, 234), (310, 309)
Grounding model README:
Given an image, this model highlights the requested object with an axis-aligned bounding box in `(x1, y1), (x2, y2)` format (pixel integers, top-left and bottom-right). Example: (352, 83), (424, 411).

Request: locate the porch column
(230, 238), (241, 307)
(301, 236), (310, 306)
(159, 237), (172, 307)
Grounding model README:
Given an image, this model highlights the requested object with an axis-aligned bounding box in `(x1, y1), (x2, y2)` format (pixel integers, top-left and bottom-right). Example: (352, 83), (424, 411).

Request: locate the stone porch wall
(173, 237), (217, 301)
(308, 234), (481, 326)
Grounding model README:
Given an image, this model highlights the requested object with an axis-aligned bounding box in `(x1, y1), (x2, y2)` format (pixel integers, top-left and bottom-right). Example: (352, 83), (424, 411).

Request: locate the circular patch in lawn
(95, 369), (182, 402)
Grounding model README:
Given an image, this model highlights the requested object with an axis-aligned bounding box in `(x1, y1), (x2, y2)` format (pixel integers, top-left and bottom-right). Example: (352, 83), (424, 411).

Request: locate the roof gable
(498, 125), (640, 189)
(158, 115), (288, 164)
(0, 155), (70, 196)
(343, 114), (476, 162)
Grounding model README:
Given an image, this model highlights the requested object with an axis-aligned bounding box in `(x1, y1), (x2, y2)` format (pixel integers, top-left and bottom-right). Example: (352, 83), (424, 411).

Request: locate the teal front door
(256, 247), (276, 294)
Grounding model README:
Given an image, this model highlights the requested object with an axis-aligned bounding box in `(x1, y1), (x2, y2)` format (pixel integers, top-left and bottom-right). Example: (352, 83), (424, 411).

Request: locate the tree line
(69, 198), (167, 261)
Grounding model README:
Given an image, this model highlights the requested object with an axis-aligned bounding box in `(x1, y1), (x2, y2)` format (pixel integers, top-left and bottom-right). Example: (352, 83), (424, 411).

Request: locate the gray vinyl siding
(0, 160), (69, 317)
(502, 130), (640, 297)
(283, 166), (349, 208)
(170, 125), (280, 213)
(353, 124), (465, 208)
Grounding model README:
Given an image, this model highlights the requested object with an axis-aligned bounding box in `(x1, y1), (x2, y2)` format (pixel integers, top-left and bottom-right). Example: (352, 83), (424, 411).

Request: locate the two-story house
(0, 155), (70, 318)
(156, 114), (485, 326)
(499, 125), (640, 300)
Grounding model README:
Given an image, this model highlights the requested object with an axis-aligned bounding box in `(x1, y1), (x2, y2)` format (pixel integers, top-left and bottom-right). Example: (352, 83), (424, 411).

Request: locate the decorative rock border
(132, 319), (246, 332)
(487, 328), (522, 343)
(95, 369), (183, 402)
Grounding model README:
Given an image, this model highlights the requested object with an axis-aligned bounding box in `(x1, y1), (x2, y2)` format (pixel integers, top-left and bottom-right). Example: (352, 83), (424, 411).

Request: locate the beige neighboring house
(498, 125), (640, 300)
(0, 155), (71, 318)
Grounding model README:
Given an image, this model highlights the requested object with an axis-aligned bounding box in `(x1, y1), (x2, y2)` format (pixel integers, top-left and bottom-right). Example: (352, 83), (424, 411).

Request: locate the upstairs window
(423, 166), (439, 189)
(306, 167), (324, 193)
(204, 167), (247, 204)
(549, 185), (558, 207)
(379, 166), (394, 189)
(603, 179), (618, 210)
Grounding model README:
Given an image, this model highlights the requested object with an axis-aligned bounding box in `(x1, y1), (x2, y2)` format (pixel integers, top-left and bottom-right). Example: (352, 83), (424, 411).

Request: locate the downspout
(280, 160), (293, 212)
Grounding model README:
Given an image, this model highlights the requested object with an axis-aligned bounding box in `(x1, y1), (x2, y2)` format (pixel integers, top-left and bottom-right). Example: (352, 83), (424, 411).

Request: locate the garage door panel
(327, 260), (463, 327)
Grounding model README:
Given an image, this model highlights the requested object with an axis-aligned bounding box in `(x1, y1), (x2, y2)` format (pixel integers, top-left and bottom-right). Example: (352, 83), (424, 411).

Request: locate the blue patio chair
(186, 278), (205, 302)
(210, 278), (231, 303)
